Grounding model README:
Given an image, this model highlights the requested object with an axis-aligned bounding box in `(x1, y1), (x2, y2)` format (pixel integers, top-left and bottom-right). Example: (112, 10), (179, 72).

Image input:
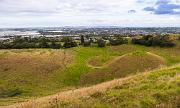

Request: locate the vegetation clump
(132, 35), (176, 47)
(0, 87), (22, 98)
(0, 36), (62, 49)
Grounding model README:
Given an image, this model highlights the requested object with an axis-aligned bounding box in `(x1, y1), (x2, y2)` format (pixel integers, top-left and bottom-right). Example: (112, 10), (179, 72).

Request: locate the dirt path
(88, 52), (166, 69)
(87, 53), (129, 69)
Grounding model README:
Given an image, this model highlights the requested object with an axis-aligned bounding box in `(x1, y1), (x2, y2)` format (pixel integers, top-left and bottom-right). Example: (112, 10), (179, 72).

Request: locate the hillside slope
(2, 64), (180, 108)
(82, 52), (166, 85)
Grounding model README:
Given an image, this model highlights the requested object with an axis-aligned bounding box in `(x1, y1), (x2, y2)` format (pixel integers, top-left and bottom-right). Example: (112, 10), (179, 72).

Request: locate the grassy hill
(48, 64), (180, 108)
(3, 64), (179, 108)
(0, 43), (180, 106)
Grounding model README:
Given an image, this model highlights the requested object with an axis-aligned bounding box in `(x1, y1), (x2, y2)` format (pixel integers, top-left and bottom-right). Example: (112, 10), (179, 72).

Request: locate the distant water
(0, 30), (40, 37)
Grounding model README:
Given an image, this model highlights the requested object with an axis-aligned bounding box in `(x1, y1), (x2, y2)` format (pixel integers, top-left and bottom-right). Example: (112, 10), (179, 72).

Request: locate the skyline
(0, 0), (180, 28)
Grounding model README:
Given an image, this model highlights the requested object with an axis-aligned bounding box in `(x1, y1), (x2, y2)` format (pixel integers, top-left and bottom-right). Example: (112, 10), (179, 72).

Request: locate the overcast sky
(0, 0), (180, 28)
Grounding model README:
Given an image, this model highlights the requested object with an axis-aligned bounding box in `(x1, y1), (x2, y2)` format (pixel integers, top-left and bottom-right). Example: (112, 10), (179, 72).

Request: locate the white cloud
(0, 0), (180, 27)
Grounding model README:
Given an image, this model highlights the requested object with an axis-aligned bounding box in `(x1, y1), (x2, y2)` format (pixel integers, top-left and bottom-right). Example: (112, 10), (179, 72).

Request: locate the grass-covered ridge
(81, 51), (166, 85)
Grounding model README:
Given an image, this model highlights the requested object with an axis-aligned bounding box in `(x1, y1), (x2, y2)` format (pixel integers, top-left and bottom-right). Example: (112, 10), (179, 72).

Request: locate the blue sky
(0, 0), (180, 27)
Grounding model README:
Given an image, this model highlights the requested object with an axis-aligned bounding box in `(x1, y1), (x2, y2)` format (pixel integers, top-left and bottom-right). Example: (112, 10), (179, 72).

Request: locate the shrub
(0, 87), (22, 98)
(159, 41), (176, 47)
(97, 39), (106, 47)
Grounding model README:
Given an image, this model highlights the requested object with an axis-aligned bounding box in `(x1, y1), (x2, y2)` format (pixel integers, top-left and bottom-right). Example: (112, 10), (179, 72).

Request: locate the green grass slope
(51, 64), (180, 108)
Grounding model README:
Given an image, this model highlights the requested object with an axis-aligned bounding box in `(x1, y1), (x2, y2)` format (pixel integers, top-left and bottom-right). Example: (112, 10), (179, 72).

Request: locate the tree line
(0, 34), (177, 49)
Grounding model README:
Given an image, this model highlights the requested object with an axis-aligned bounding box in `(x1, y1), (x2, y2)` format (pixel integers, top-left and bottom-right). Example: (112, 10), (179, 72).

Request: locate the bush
(0, 87), (22, 98)
(97, 39), (106, 47)
(160, 41), (176, 47)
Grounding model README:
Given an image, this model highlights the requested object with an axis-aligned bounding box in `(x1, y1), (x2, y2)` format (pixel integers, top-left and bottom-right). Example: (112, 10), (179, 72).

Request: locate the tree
(97, 39), (106, 47)
(80, 35), (85, 45)
(38, 37), (49, 48)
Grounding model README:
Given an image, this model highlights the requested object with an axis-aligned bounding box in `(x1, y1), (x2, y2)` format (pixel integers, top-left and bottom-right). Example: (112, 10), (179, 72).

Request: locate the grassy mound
(52, 64), (180, 108)
(0, 49), (73, 99)
(80, 52), (166, 85)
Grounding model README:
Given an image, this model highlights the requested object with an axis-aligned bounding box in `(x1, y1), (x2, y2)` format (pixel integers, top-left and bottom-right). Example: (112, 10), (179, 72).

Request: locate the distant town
(0, 27), (180, 41)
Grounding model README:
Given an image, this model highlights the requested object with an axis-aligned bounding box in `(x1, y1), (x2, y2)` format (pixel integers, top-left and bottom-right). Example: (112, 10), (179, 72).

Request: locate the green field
(0, 42), (180, 106)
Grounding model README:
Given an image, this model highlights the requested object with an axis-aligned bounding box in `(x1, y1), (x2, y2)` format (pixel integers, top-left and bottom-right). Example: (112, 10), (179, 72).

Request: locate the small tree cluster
(132, 35), (176, 47)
